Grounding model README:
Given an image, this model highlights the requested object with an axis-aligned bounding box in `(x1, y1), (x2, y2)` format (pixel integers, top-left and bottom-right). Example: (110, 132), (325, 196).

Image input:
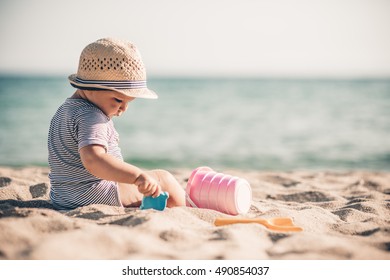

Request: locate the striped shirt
(48, 98), (122, 210)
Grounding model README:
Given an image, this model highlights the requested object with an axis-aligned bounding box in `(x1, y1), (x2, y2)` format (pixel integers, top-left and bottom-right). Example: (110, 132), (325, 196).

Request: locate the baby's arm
(79, 144), (161, 197)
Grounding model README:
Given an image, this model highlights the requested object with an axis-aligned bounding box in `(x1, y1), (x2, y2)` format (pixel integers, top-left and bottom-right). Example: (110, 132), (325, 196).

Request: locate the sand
(0, 166), (389, 260)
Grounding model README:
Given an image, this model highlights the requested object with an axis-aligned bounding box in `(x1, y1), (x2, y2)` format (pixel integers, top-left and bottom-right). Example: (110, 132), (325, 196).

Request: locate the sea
(0, 75), (389, 171)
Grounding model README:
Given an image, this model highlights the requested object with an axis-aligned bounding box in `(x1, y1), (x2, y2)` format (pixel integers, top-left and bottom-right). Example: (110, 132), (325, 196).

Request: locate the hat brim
(68, 74), (158, 99)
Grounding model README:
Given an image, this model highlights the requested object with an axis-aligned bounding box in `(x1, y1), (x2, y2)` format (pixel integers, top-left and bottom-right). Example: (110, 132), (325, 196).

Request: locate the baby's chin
(113, 111), (123, 118)
(106, 113), (120, 119)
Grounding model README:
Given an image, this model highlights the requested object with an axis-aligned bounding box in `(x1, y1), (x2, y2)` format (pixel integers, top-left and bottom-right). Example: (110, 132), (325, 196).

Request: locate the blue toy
(140, 191), (169, 211)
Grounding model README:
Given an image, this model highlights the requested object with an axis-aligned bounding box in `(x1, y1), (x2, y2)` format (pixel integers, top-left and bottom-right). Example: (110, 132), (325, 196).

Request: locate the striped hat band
(74, 77), (147, 89)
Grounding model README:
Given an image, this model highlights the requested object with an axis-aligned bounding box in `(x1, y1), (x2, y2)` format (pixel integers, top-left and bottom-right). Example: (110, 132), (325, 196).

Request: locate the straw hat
(68, 38), (157, 99)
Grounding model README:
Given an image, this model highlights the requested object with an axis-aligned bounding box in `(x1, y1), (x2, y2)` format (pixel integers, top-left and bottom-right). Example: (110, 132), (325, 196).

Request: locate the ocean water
(0, 75), (389, 171)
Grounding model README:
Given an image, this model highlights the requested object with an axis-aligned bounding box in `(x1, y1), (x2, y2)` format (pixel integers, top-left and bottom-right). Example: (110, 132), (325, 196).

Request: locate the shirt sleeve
(75, 107), (110, 151)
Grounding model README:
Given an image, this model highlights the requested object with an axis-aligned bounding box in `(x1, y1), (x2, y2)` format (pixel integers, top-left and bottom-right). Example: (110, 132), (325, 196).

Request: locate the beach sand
(0, 166), (389, 260)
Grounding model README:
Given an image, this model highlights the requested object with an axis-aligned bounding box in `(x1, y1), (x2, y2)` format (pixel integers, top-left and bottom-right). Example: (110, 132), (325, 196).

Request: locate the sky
(0, 0), (389, 78)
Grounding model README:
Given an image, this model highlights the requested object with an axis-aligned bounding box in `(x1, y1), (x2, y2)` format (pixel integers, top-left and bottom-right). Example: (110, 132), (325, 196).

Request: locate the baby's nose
(120, 102), (128, 111)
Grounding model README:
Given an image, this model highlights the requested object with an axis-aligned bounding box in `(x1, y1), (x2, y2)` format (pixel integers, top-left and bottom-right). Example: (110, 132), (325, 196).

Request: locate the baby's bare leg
(146, 169), (186, 207)
(118, 169), (186, 208)
(118, 183), (143, 207)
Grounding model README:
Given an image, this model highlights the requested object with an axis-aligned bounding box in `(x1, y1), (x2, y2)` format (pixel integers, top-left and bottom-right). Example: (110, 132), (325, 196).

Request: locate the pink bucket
(186, 167), (252, 215)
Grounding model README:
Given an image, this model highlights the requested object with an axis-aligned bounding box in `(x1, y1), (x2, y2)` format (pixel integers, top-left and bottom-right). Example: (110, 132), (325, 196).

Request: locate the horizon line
(1, 71), (390, 81)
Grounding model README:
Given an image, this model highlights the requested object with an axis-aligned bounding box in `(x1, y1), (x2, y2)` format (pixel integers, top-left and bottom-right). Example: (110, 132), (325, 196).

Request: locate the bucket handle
(185, 192), (198, 208)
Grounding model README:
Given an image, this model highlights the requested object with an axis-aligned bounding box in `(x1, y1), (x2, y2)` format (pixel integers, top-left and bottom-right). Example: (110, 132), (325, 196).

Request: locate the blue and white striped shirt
(48, 98), (122, 210)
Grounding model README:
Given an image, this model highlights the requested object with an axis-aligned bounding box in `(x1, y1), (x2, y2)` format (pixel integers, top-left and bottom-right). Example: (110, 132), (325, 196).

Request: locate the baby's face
(84, 90), (135, 118)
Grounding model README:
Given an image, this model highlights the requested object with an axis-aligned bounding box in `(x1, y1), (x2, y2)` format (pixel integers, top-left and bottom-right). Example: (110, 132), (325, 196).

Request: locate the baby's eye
(114, 98), (123, 103)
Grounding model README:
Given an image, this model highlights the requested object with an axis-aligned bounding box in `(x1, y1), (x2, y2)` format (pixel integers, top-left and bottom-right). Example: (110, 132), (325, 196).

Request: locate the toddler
(48, 38), (186, 210)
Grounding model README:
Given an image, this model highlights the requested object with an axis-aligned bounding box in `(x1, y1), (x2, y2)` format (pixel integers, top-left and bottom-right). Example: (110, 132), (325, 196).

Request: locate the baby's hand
(134, 172), (162, 198)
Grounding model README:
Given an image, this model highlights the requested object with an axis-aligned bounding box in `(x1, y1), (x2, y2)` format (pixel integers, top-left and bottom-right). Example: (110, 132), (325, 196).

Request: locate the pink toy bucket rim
(233, 179), (252, 214)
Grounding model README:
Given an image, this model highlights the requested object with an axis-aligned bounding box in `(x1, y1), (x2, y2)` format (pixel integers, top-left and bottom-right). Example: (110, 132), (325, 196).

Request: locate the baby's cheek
(111, 104), (120, 111)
